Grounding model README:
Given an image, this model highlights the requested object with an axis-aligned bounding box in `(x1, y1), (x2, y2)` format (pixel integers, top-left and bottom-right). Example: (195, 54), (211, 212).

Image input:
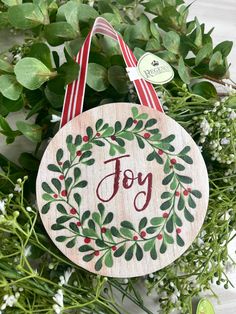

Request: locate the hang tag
(126, 67), (142, 81)
(196, 298), (215, 314)
(137, 52), (174, 85)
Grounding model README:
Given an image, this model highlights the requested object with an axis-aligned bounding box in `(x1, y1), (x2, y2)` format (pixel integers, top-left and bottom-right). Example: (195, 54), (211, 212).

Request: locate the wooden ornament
(36, 103), (209, 278)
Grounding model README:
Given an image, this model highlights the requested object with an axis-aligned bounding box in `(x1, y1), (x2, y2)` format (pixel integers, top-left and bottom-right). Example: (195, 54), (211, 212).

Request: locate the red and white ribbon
(60, 17), (163, 128)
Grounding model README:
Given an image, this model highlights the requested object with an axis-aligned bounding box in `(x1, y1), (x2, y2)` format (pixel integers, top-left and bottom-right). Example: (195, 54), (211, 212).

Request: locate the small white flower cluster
(53, 289), (64, 314)
(188, 276), (200, 290)
(24, 245), (32, 258)
(195, 100), (236, 165)
(168, 282), (180, 305)
(224, 167), (236, 184)
(224, 261), (236, 273)
(14, 178), (22, 193)
(0, 193), (15, 218)
(199, 118), (212, 138)
(88, 0), (95, 6)
(59, 267), (75, 286)
(0, 286), (23, 311)
(0, 199), (6, 216)
(50, 114), (61, 123)
(225, 83), (236, 96)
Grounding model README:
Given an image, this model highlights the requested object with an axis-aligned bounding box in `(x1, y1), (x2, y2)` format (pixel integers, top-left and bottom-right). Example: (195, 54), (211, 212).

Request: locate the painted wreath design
(41, 106), (202, 271)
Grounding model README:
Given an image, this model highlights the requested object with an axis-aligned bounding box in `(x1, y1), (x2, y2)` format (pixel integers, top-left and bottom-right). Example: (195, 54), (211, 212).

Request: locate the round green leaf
(108, 66), (128, 94)
(44, 22), (78, 46)
(178, 57), (190, 84)
(192, 81), (217, 99)
(87, 63), (109, 92)
(209, 51), (223, 71)
(0, 75), (22, 100)
(116, 0), (135, 5)
(14, 57), (53, 90)
(195, 43), (213, 66)
(213, 41), (233, 58)
(27, 43), (52, 70)
(1, 0), (22, 6)
(0, 58), (14, 73)
(163, 31), (180, 54)
(8, 3), (44, 29)
(16, 121), (42, 142)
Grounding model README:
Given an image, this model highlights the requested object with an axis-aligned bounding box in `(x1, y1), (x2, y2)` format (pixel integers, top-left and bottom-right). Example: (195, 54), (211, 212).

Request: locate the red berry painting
(36, 103), (209, 277)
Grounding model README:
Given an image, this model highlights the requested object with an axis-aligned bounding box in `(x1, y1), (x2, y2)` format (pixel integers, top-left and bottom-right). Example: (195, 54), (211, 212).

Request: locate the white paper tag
(137, 52), (174, 85)
(126, 67), (142, 81)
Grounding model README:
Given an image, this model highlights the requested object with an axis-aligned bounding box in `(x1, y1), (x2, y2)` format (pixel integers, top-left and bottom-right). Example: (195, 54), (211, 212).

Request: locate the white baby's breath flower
(50, 114), (61, 123)
(224, 261), (235, 273)
(26, 206), (33, 212)
(197, 145), (203, 152)
(197, 237), (204, 247)
(200, 118), (211, 135)
(54, 290), (64, 306)
(220, 138), (230, 145)
(170, 291), (178, 304)
(88, 0), (95, 6)
(0, 199), (6, 215)
(229, 110), (236, 120)
(24, 245), (32, 258)
(14, 184), (21, 193)
(1, 293), (19, 310)
(53, 304), (62, 314)
(59, 268), (75, 286)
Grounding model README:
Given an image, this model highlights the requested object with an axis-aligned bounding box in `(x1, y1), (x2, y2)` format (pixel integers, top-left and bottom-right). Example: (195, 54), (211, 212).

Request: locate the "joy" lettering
(96, 154), (153, 211)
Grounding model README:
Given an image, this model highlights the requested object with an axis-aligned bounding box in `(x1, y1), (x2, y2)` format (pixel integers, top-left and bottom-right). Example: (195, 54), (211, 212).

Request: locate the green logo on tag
(196, 298), (215, 314)
(137, 52), (174, 85)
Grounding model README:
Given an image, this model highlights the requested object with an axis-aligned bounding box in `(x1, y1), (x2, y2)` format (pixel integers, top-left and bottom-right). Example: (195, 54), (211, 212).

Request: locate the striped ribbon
(60, 17), (163, 128)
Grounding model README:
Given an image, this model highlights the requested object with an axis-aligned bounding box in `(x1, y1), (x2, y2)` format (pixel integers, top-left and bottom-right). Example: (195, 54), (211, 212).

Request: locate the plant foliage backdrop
(0, 0), (235, 313)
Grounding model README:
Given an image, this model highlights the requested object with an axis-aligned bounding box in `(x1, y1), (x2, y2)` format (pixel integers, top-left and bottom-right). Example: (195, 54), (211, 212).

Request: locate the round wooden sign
(36, 103), (209, 277)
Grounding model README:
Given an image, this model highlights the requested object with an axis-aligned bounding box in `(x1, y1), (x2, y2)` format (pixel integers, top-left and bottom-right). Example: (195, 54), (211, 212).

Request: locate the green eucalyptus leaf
(146, 38), (161, 52)
(178, 57), (190, 84)
(213, 41), (233, 58)
(157, 50), (177, 63)
(58, 61), (80, 86)
(77, 4), (98, 22)
(209, 51), (224, 71)
(116, 0), (135, 4)
(0, 75), (22, 100)
(19, 152), (39, 171)
(124, 15), (151, 48)
(27, 43), (52, 70)
(108, 66), (128, 94)
(44, 22), (78, 46)
(194, 18), (202, 48)
(150, 21), (161, 40)
(1, 0), (22, 5)
(16, 121), (42, 142)
(163, 31), (180, 54)
(0, 58), (14, 73)
(57, 1), (79, 32)
(87, 63), (109, 92)
(192, 81), (217, 99)
(14, 57), (53, 90)
(195, 43), (213, 66)
(0, 95), (23, 114)
(8, 3), (44, 29)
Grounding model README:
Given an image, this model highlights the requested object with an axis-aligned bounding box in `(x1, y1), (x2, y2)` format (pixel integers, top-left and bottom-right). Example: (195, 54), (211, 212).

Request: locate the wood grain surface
(36, 102), (209, 277)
